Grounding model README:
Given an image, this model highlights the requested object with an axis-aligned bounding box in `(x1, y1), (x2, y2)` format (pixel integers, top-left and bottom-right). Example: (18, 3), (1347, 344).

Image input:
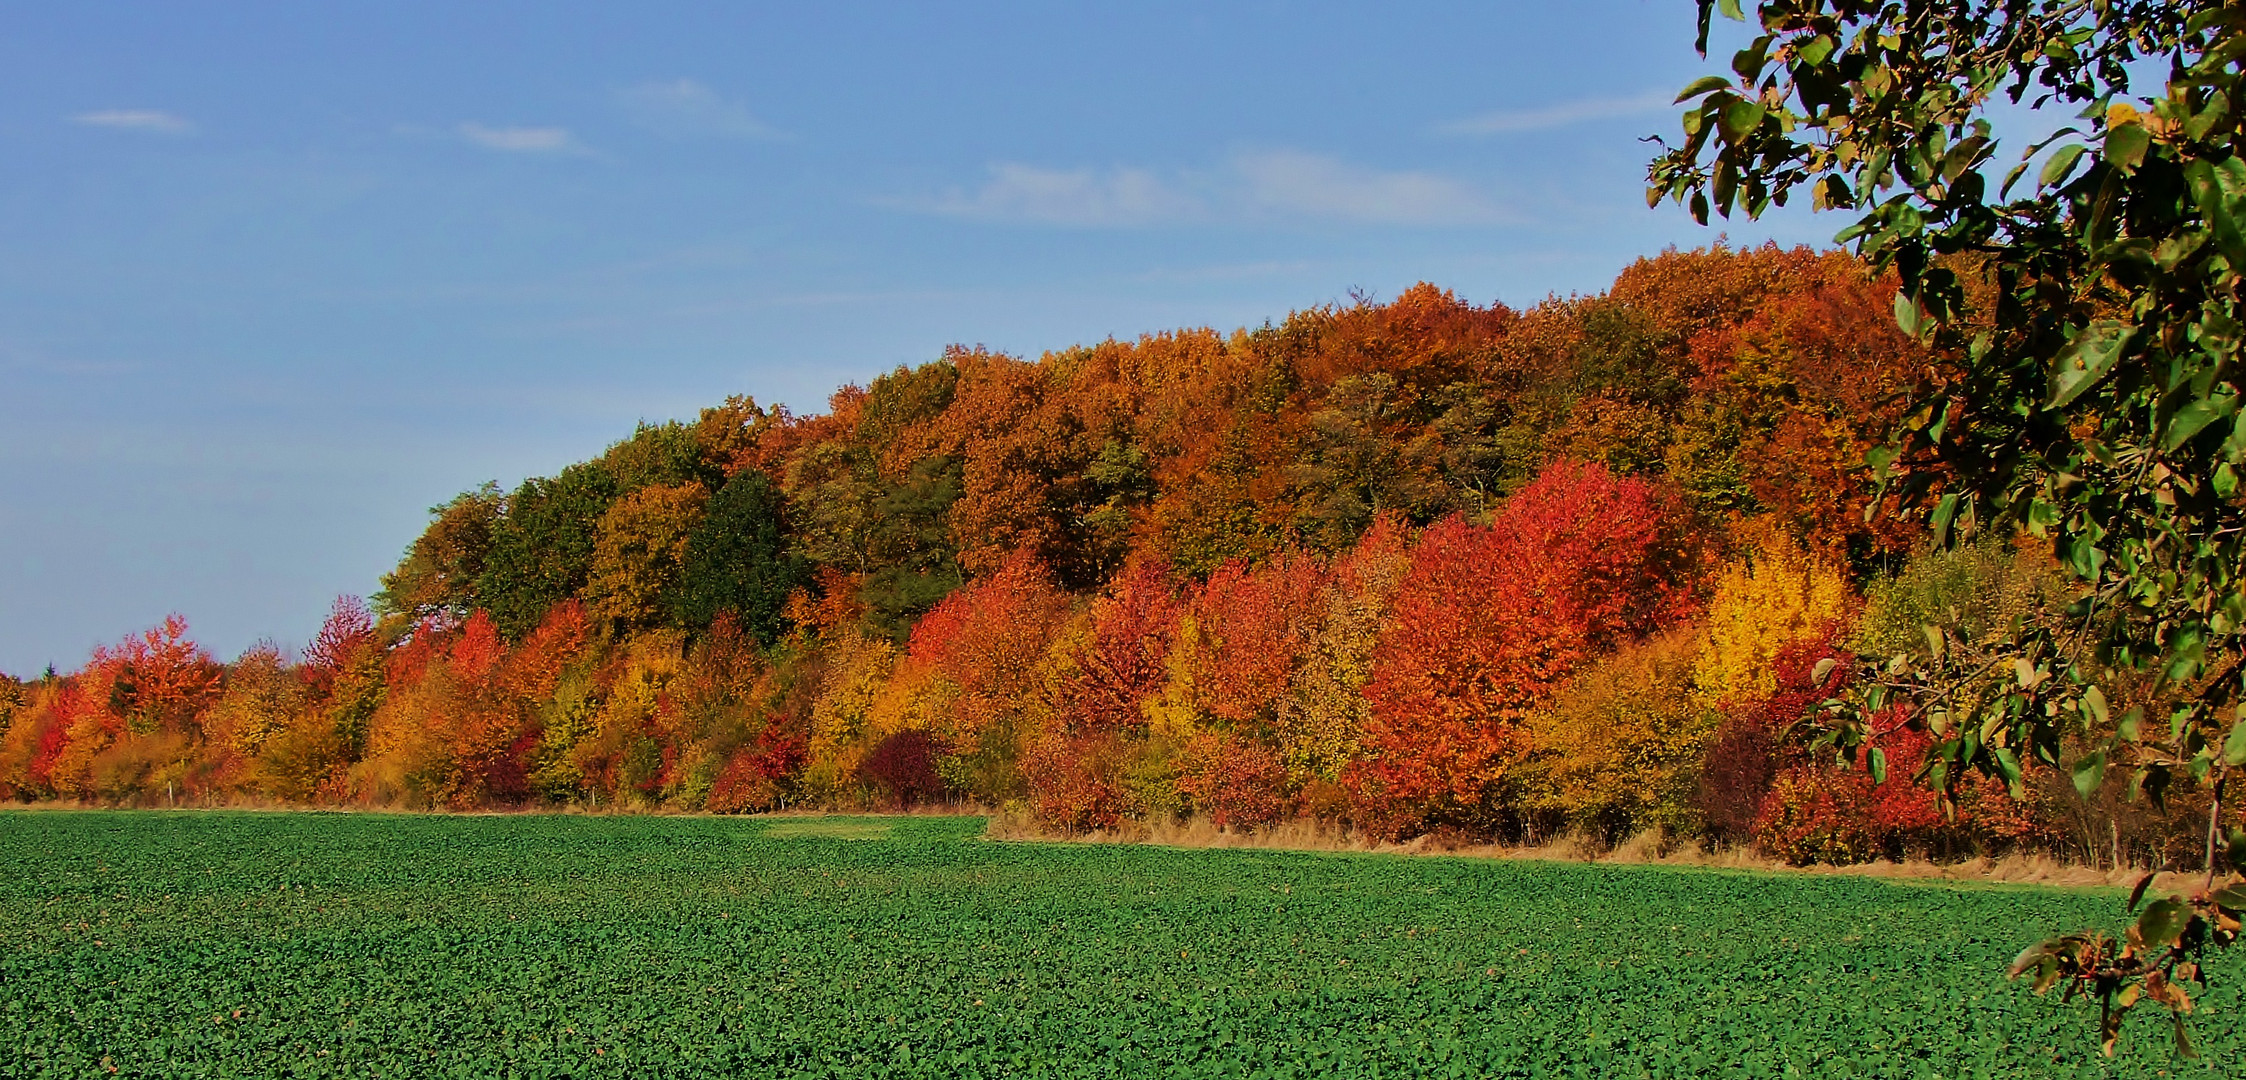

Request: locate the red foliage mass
(857, 730), (947, 808)
(301, 596), (375, 700)
(500, 600), (590, 703)
(709, 721), (808, 814)
(1345, 461), (1687, 839)
(73, 615), (223, 741)
(1186, 556), (1329, 732)
(383, 617), (455, 693)
(1697, 626), (1852, 840)
(906, 551), (1069, 739)
(1753, 707), (1932, 865)
(449, 610), (505, 686)
(1022, 560), (1184, 830)
(1024, 731), (1134, 832)
(1175, 732), (1290, 830)
(27, 687), (82, 791)
(1054, 559), (1180, 737)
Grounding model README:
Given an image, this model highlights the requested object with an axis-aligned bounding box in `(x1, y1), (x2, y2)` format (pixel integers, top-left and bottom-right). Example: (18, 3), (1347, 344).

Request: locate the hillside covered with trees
(0, 243), (2197, 863)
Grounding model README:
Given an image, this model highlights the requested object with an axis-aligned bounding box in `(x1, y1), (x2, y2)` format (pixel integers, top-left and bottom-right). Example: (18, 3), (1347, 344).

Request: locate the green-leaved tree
(671, 469), (807, 645)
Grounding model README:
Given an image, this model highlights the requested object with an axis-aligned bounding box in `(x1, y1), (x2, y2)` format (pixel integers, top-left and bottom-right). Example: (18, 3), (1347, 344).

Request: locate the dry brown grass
(986, 810), (1384, 853)
(985, 812), (2195, 891)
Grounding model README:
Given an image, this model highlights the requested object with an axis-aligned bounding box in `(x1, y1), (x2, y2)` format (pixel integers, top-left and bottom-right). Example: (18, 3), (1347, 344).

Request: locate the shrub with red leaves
(1024, 732), (1134, 832)
(1174, 732), (1290, 830)
(708, 721), (808, 814)
(857, 730), (947, 808)
(1753, 707), (1927, 865)
(1696, 626), (1853, 840)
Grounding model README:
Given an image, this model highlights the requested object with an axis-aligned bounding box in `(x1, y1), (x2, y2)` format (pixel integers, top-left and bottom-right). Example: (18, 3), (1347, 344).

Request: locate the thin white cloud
(71, 109), (194, 135)
(917, 163), (1204, 227)
(1133, 259), (1324, 283)
(896, 152), (1509, 229)
(457, 122), (583, 154)
(618, 79), (783, 139)
(1232, 150), (1511, 226)
(1439, 89), (1674, 136)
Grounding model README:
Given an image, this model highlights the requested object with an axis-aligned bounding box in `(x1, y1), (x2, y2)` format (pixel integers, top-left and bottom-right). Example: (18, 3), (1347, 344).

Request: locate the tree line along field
(5, 244), (2208, 871)
(1, 810), (2232, 1078)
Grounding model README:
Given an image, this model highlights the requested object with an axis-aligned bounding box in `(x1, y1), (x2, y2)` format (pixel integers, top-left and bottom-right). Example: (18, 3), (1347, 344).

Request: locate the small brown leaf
(2128, 872), (2158, 912)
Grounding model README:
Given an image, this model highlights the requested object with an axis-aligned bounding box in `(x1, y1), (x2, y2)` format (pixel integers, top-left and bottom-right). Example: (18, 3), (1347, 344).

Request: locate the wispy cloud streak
(914, 163), (1202, 227)
(618, 79), (784, 139)
(1438, 89), (1674, 136)
(1233, 150), (1510, 225)
(457, 122), (584, 154)
(899, 151), (1509, 228)
(72, 110), (194, 135)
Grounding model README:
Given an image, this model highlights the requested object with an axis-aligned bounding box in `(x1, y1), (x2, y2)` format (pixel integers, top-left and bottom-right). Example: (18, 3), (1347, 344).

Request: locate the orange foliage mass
(904, 551), (1069, 746)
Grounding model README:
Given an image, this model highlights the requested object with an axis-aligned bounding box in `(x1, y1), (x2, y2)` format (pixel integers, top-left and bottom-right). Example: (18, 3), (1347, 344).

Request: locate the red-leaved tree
(906, 551), (1070, 746)
(1027, 559), (1181, 829)
(1348, 461), (1687, 840)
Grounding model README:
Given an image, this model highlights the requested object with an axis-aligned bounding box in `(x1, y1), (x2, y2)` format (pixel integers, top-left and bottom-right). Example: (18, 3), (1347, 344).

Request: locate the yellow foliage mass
(203, 647), (305, 759)
(1277, 532), (1407, 781)
(1692, 521), (1851, 705)
(1529, 628), (1714, 834)
(862, 659), (963, 747)
(585, 483), (708, 631)
(1143, 613), (1211, 742)
(803, 631), (899, 798)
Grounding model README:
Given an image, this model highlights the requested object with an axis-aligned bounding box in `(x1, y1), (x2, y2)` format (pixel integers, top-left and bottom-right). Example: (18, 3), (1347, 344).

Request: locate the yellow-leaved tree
(1529, 629), (1710, 836)
(1278, 518), (1409, 791)
(202, 644), (306, 764)
(1693, 520), (1851, 705)
(574, 629), (686, 805)
(802, 630), (899, 803)
(585, 482), (708, 633)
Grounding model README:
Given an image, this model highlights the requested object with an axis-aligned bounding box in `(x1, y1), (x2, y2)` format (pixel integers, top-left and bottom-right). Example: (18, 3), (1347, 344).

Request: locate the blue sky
(0, 1), (1842, 674)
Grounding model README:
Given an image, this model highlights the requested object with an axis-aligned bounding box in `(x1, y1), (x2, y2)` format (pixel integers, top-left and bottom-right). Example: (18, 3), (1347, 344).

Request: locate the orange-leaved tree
(45, 615), (223, 802)
(899, 551), (1071, 801)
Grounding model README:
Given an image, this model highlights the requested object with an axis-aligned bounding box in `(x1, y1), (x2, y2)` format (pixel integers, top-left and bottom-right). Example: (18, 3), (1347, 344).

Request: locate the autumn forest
(0, 244), (2193, 865)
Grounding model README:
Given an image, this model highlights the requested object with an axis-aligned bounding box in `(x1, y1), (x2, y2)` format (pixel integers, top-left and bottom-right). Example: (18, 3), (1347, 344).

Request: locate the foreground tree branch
(1652, 0), (2246, 1056)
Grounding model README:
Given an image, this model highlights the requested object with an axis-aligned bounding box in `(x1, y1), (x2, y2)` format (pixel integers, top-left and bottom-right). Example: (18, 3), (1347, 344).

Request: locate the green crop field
(0, 812), (2235, 1078)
